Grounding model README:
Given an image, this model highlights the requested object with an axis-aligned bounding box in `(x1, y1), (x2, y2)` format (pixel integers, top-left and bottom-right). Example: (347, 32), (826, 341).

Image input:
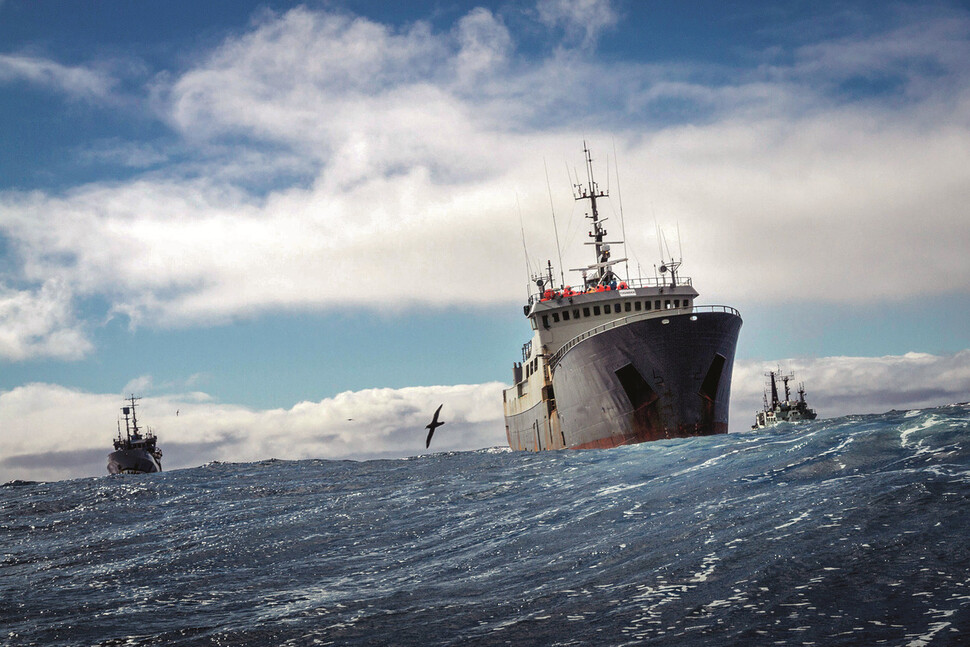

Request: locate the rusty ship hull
(506, 308), (741, 451)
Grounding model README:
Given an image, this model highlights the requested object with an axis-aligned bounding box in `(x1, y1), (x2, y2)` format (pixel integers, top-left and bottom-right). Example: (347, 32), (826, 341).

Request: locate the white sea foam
(899, 415), (940, 450)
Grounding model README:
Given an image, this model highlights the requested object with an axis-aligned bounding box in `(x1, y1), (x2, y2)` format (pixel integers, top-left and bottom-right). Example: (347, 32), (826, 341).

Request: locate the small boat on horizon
(107, 395), (163, 474)
(752, 370), (818, 429)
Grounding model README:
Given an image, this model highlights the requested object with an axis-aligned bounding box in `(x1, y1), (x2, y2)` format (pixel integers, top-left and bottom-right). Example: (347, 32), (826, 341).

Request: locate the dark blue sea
(3, 405), (970, 646)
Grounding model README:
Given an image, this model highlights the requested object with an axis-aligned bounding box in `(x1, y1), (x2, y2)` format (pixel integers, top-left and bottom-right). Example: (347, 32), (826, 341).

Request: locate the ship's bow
(107, 449), (162, 474)
(553, 308), (742, 448)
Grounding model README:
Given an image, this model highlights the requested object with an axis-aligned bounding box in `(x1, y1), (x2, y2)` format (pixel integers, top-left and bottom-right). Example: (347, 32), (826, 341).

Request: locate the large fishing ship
(107, 395), (163, 474)
(503, 145), (742, 451)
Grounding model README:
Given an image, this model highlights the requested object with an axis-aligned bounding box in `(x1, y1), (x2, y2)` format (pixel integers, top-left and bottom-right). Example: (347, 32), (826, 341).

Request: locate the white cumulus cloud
(536, 0), (619, 49)
(0, 279), (91, 360)
(0, 4), (967, 352)
(0, 53), (116, 100)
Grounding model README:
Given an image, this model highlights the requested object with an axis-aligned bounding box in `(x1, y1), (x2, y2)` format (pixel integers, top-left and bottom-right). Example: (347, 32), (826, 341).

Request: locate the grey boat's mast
(768, 371), (780, 407)
(122, 394), (141, 439)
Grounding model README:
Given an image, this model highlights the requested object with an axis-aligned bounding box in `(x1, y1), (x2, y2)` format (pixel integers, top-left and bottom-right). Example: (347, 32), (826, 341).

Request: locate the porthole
(690, 315), (698, 321)
(661, 318), (670, 325)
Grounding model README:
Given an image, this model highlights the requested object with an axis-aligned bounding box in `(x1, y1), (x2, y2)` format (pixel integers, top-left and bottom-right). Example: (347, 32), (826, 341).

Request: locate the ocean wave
(2, 404), (968, 646)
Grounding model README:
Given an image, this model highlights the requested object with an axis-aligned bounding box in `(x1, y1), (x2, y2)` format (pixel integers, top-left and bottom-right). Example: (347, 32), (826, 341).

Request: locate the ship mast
(768, 371), (779, 407)
(122, 394), (141, 440)
(576, 143), (608, 281)
(571, 143), (626, 287)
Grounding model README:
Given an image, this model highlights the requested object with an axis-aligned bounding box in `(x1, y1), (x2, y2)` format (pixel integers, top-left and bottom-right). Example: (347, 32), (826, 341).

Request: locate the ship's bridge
(524, 274), (698, 358)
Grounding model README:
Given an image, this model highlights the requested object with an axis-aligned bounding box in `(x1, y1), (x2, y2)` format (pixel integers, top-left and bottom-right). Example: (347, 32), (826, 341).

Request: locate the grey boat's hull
(107, 449), (161, 474)
(507, 309), (742, 450)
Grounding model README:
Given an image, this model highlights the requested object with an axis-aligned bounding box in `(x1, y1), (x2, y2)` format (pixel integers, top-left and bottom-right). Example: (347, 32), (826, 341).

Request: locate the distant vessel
(107, 395), (163, 474)
(752, 370), (818, 429)
(502, 145), (743, 450)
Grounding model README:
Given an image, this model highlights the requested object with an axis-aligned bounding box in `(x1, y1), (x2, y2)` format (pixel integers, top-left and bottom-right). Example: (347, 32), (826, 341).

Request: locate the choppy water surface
(3, 404), (970, 646)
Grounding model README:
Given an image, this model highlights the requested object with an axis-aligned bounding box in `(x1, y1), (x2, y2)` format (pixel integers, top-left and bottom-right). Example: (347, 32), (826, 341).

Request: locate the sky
(1, 0), (969, 482)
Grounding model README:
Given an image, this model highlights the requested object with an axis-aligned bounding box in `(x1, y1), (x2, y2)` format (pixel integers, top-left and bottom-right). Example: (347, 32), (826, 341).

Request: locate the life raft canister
(618, 282), (628, 290)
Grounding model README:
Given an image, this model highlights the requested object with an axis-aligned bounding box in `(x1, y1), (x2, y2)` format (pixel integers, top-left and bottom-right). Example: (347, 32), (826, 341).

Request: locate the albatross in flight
(425, 404), (445, 448)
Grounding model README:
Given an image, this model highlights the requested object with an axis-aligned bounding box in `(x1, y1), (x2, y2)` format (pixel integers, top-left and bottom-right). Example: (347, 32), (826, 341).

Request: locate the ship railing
(527, 275), (693, 301)
(548, 305), (741, 370)
(623, 276), (693, 289)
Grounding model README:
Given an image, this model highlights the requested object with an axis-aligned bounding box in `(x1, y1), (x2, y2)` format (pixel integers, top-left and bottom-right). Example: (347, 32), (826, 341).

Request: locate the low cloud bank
(730, 350), (970, 429)
(2, 350), (968, 483)
(0, 382), (508, 483)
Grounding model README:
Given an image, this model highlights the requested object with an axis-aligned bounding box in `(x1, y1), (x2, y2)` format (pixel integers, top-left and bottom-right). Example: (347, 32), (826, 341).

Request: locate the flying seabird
(425, 404), (445, 448)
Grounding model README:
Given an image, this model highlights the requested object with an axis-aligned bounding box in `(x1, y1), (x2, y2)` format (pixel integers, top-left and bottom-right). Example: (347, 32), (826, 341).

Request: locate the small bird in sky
(425, 404), (445, 448)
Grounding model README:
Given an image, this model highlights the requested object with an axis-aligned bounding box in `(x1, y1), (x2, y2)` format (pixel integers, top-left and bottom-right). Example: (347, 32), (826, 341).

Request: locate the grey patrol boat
(503, 145), (743, 451)
(107, 395), (163, 474)
(752, 370), (818, 429)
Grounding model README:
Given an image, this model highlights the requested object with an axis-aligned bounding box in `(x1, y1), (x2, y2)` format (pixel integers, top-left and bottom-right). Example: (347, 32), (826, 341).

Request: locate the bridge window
(625, 302), (632, 312)
(664, 299), (671, 309)
(583, 307), (590, 317)
(593, 306), (601, 316)
(674, 299), (680, 308)
(542, 314), (550, 328)
(552, 312), (560, 323)
(634, 301), (642, 311)
(604, 304), (611, 314)
(573, 309), (580, 319)
(562, 310), (570, 321)
(654, 300), (661, 310)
